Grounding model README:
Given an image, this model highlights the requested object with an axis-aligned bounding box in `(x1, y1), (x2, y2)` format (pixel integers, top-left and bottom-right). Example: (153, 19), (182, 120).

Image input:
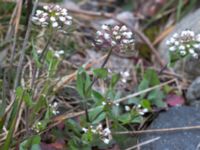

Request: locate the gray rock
(139, 106), (200, 150)
(186, 77), (200, 107)
(159, 9), (200, 80)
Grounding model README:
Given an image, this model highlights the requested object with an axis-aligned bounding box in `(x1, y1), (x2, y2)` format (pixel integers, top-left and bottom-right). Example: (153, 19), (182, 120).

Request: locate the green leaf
(148, 89), (166, 108)
(117, 113), (131, 124)
(143, 69), (160, 86)
(19, 135), (41, 150)
(130, 116), (143, 124)
(93, 68), (108, 79)
(91, 90), (105, 103)
(92, 112), (106, 124)
(138, 78), (149, 91)
(23, 91), (33, 107)
(89, 106), (105, 123)
(138, 78), (149, 98)
(76, 68), (91, 98)
(140, 99), (151, 110)
(109, 73), (120, 88)
(32, 42), (41, 68)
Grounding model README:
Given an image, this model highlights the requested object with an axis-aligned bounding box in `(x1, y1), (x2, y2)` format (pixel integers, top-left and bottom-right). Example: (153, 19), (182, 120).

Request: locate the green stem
(84, 48), (113, 122)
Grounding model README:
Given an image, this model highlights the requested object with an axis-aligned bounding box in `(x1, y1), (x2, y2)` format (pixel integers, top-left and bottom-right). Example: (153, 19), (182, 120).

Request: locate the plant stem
(84, 48), (113, 122)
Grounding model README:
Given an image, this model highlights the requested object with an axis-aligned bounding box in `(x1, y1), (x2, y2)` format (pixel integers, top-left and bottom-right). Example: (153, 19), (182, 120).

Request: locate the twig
(115, 125), (200, 135)
(114, 79), (176, 104)
(126, 137), (160, 150)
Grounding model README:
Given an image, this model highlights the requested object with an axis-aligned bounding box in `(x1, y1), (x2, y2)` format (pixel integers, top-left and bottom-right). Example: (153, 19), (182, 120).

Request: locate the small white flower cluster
(166, 29), (200, 58)
(32, 5), (72, 29)
(95, 24), (135, 51)
(101, 101), (119, 107)
(82, 124), (111, 144)
(120, 70), (130, 83)
(49, 101), (59, 115)
(124, 104), (148, 115)
(32, 121), (42, 133)
(54, 50), (64, 58)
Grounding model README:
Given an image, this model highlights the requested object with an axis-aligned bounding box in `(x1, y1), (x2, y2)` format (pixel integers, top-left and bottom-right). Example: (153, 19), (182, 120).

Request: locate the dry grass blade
(153, 25), (175, 46)
(126, 137), (160, 150)
(115, 125), (200, 135)
(114, 79), (176, 104)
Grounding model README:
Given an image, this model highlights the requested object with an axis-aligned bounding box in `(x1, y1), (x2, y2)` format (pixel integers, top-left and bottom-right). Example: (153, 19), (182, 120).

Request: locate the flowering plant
(167, 29), (200, 65)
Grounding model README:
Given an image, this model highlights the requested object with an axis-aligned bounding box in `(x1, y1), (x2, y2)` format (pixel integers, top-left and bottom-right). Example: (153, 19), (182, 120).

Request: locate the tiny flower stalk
(82, 24), (135, 122)
(31, 5), (73, 88)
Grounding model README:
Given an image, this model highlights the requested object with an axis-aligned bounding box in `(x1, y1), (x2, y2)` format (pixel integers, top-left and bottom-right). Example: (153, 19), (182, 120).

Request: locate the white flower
(52, 102), (58, 107)
(39, 17), (46, 22)
(36, 10), (44, 15)
(189, 49), (195, 54)
(102, 138), (110, 144)
(103, 128), (111, 136)
(121, 78), (127, 83)
(113, 31), (118, 35)
(143, 108), (148, 113)
(111, 40), (116, 46)
(102, 101), (106, 106)
(61, 9), (68, 15)
(66, 16), (72, 20)
(123, 71), (130, 77)
(82, 128), (88, 133)
(115, 35), (121, 40)
(173, 33), (178, 38)
(192, 53), (198, 59)
(113, 25), (120, 30)
(43, 5), (49, 10)
(101, 24), (109, 30)
(120, 25), (128, 31)
(96, 124), (102, 131)
(174, 41), (179, 46)
(115, 103), (119, 106)
(179, 45), (185, 50)
(104, 33), (110, 40)
(65, 20), (72, 25)
(166, 40), (170, 46)
(194, 44), (200, 49)
(196, 34), (200, 42)
(52, 22), (58, 27)
(54, 50), (64, 58)
(50, 16), (56, 21)
(96, 39), (103, 44)
(122, 39), (129, 44)
(123, 32), (133, 38)
(169, 46), (176, 51)
(139, 111), (145, 115)
(59, 16), (66, 21)
(91, 129), (97, 133)
(97, 31), (102, 36)
(170, 38), (175, 44)
(180, 50), (186, 56)
(125, 105), (130, 111)
(186, 44), (191, 48)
